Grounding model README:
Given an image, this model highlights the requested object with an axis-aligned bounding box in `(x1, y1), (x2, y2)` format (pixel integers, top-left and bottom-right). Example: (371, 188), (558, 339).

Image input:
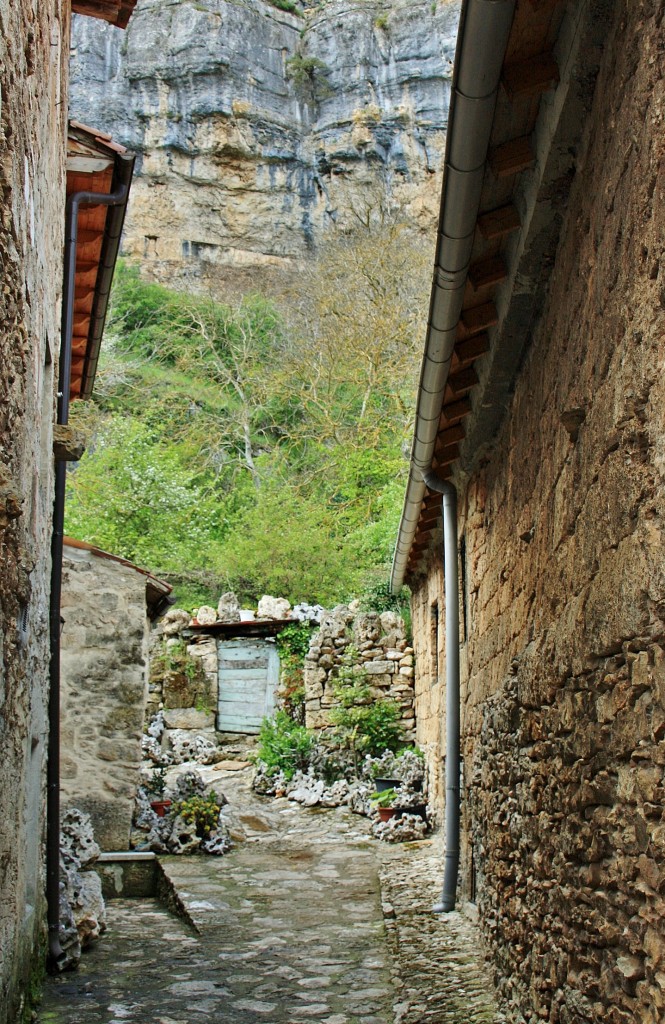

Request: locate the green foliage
(374, 12), (389, 30)
(66, 225), (429, 604)
(256, 711), (316, 779)
(269, 0), (300, 12)
(276, 622), (315, 722)
(285, 54), (329, 90)
(371, 787), (397, 807)
(175, 792), (221, 838)
(148, 767), (168, 798)
(329, 662), (403, 759)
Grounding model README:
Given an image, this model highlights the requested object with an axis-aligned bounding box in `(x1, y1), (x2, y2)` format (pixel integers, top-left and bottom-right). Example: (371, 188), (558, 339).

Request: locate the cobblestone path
(38, 771), (504, 1024)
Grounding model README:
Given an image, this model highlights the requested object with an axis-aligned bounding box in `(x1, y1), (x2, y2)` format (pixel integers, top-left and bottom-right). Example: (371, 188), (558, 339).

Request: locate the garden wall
(304, 606), (415, 744)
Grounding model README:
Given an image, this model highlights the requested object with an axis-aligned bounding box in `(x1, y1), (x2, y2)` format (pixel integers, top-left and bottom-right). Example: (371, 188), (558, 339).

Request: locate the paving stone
(38, 771), (502, 1024)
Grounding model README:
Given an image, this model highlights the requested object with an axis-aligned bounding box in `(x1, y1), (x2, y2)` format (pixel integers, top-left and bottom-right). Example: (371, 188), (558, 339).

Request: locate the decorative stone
(217, 592), (241, 622)
(162, 708), (215, 730)
(161, 607), (192, 636)
(257, 595), (292, 619)
(194, 605), (217, 626)
(240, 608), (256, 621)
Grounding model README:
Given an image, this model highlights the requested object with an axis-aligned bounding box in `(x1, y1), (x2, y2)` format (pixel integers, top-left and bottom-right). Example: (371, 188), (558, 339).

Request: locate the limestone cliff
(70, 0), (460, 291)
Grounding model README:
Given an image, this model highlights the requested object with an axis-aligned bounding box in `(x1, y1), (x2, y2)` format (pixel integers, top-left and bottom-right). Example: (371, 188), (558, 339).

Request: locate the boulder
(217, 592), (241, 622)
(160, 607), (191, 636)
(257, 595), (291, 620)
(163, 708), (215, 730)
(194, 605), (217, 626)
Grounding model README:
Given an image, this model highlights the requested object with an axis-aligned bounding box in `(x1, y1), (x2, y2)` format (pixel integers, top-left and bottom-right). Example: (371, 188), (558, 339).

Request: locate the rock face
(69, 0), (460, 291)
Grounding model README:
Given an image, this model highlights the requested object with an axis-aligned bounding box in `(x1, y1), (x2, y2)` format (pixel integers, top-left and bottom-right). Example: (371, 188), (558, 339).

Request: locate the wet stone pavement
(38, 770), (505, 1024)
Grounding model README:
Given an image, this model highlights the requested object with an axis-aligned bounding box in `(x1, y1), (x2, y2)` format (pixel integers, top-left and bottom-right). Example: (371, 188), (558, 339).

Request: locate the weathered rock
(292, 603), (325, 623)
(163, 708), (215, 731)
(257, 595), (292, 620)
(194, 605), (218, 626)
(168, 815), (202, 855)
(160, 607), (192, 636)
(217, 592), (241, 623)
(61, 808), (101, 870)
(167, 730), (220, 765)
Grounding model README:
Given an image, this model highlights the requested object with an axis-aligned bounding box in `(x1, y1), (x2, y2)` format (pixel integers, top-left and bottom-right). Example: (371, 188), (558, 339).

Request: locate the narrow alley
(38, 768), (503, 1024)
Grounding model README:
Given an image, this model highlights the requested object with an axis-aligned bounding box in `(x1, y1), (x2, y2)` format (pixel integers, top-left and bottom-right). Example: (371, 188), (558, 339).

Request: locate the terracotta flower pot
(378, 807), (396, 822)
(150, 799), (172, 818)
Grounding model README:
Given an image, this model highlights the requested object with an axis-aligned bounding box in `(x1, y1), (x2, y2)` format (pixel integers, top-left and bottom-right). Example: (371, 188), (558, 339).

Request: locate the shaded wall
(60, 546), (150, 850)
(0, 1), (68, 1018)
(411, 3), (665, 1022)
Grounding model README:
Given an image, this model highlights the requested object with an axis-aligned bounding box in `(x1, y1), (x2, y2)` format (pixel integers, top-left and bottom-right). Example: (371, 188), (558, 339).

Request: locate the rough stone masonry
(0, 1), (69, 1019)
(409, 3), (665, 1023)
(304, 605), (416, 744)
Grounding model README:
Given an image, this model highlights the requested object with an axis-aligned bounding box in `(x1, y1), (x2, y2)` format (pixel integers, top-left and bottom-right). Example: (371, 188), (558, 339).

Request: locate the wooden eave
(66, 122), (132, 403)
(406, 0), (571, 575)
(71, 0), (138, 29)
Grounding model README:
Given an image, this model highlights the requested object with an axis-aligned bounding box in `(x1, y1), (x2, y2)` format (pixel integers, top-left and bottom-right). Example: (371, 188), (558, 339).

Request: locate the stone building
(60, 538), (171, 851)
(391, 2), (665, 1023)
(0, 1), (137, 1018)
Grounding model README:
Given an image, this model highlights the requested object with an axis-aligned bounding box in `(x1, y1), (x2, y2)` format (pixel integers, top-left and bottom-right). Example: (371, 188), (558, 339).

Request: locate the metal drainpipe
(47, 177), (131, 972)
(422, 471), (460, 913)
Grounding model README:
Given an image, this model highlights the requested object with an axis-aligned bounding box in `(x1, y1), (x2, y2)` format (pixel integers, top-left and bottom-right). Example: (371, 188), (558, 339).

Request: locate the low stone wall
(304, 606), (415, 743)
(60, 546), (150, 850)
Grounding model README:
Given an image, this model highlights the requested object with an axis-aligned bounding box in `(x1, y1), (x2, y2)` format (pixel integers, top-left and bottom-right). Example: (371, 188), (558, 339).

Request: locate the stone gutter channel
(38, 772), (504, 1024)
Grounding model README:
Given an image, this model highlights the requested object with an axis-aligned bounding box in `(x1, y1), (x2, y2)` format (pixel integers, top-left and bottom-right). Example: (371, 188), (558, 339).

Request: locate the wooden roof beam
(489, 135), (535, 178)
(453, 333), (491, 368)
(447, 366), (479, 398)
(477, 204), (521, 241)
(461, 301), (498, 336)
(442, 397), (472, 424)
(502, 53), (560, 101)
(469, 256), (507, 292)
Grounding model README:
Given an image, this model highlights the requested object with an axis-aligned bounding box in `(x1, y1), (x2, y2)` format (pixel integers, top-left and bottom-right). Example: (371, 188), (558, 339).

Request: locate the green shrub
(329, 661), (403, 762)
(276, 622), (315, 723)
(257, 711), (315, 779)
(269, 0), (300, 11)
(175, 792), (221, 838)
(374, 12), (389, 30)
(285, 54), (329, 90)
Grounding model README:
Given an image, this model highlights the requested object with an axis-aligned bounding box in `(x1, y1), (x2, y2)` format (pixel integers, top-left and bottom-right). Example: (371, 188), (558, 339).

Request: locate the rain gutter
(390, 0), (516, 594)
(47, 153), (134, 971)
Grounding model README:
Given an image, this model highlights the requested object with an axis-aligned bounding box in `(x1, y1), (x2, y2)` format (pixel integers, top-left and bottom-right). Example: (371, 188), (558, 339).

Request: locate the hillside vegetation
(65, 221), (430, 608)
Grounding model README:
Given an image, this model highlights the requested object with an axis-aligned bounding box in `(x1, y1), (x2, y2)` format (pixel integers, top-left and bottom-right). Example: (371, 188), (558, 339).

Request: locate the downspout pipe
(389, 0), (515, 596)
(47, 157), (134, 972)
(422, 471), (460, 913)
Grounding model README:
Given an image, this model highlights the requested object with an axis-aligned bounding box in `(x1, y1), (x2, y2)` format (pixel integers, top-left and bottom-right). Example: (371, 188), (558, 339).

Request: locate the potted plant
(371, 787), (398, 822)
(149, 767), (172, 817)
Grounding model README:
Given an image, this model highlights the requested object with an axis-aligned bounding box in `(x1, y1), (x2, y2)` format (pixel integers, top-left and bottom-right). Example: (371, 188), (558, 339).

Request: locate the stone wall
(410, 4), (665, 1022)
(304, 606), (415, 743)
(0, 1), (69, 1018)
(60, 546), (150, 851)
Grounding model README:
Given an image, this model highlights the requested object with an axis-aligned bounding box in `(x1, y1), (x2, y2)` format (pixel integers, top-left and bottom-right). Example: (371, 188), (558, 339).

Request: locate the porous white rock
(217, 592), (241, 622)
(257, 595), (292, 620)
(194, 605), (218, 626)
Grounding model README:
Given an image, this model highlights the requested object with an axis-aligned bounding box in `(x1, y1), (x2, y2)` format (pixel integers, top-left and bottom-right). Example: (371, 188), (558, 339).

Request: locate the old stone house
(0, 1), (137, 1019)
(60, 538), (172, 851)
(391, 2), (664, 1024)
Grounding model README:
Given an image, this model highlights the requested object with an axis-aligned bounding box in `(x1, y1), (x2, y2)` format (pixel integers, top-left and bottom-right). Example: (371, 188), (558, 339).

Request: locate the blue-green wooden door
(217, 639), (279, 733)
